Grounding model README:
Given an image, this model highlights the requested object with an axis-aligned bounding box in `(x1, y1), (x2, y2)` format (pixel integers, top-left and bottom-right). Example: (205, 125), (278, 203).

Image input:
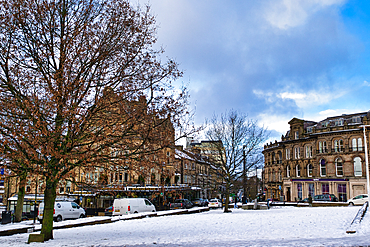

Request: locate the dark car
(104, 206), (113, 216)
(192, 198), (207, 207)
(313, 194), (339, 202)
(169, 199), (193, 209)
(298, 198), (309, 203)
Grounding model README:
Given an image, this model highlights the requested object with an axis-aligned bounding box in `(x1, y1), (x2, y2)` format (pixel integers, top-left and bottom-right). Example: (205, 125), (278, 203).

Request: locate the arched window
(358, 138), (363, 151)
(320, 159), (326, 177)
(294, 147), (300, 159)
(286, 148), (290, 160)
(352, 138), (357, 151)
(272, 169), (275, 181)
(278, 168), (282, 182)
(334, 139), (344, 152)
(287, 166), (290, 178)
(323, 141), (327, 153)
(318, 141), (322, 153)
(296, 165), (301, 177)
(354, 157), (362, 176)
(278, 151), (282, 164)
(336, 158), (343, 176)
(307, 164), (313, 177)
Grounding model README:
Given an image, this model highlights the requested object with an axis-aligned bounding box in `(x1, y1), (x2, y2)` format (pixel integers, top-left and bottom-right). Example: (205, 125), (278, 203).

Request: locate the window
(305, 146), (313, 158)
(278, 169), (282, 182)
(322, 184), (329, 194)
(358, 138), (363, 151)
(296, 165), (301, 177)
(318, 142), (322, 153)
(307, 164), (313, 177)
(272, 170), (275, 181)
(335, 158), (343, 176)
(334, 119), (343, 126)
(297, 183), (302, 201)
(320, 159), (326, 177)
(286, 148), (290, 160)
(307, 127), (312, 133)
(352, 116), (361, 123)
(334, 139), (344, 152)
(338, 184), (347, 202)
(295, 131), (299, 139)
(287, 166), (290, 178)
(294, 147), (300, 159)
(308, 184), (315, 197)
(354, 157), (362, 176)
(59, 187), (64, 193)
(352, 138), (357, 151)
(322, 141), (327, 153)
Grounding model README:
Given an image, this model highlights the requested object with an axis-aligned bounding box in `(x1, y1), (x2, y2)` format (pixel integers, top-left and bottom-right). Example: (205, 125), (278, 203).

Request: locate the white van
(112, 198), (156, 215)
(38, 201), (85, 222)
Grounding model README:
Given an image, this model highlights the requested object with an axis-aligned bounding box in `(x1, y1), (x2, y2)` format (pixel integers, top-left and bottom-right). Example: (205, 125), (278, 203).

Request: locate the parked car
(105, 206), (113, 216)
(313, 194), (339, 202)
(298, 198), (309, 203)
(169, 199), (193, 209)
(112, 198), (156, 215)
(38, 201), (85, 223)
(348, 194), (369, 206)
(208, 199), (222, 209)
(192, 198), (207, 207)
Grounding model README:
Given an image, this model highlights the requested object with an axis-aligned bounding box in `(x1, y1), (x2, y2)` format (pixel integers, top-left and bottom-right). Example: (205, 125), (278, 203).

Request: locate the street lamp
(242, 145), (246, 204)
(361, 125), (370, 205)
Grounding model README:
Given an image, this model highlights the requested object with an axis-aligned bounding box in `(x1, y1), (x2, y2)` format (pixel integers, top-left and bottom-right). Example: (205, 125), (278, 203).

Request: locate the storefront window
(338, 184), (347, 202)
(322, 184), (329, 194)
(308, 184), (315, 197)
(297, 183), (302, 201)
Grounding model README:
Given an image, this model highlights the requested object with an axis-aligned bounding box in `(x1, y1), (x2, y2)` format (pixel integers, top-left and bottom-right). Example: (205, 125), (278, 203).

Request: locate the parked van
(112, 198), (156, 215)
(38, 201), (85, 223)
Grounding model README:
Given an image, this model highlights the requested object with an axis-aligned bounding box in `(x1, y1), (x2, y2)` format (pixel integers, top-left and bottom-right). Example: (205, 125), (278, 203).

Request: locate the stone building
(263, 111), (370, 202)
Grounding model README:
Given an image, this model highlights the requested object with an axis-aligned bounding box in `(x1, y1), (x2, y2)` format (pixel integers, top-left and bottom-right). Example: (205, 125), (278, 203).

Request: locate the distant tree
(206, 110), (268, 212)
(0, 0), (195, 241)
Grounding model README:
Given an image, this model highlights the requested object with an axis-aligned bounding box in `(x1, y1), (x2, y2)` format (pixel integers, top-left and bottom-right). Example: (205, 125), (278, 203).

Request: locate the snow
(1, 206), (370, 246)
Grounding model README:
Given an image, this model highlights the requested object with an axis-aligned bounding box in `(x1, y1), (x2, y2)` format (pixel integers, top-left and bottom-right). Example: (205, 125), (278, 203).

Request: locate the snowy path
(0, 206), (369, 246)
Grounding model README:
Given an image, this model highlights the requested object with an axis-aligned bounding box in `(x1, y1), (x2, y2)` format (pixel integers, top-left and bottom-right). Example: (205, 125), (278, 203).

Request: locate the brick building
(263, 111), (370, 202)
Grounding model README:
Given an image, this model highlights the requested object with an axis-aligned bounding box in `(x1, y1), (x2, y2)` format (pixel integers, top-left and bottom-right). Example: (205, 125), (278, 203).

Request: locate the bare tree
(0, 0), (195, 241)
(206, 110), (268, 212)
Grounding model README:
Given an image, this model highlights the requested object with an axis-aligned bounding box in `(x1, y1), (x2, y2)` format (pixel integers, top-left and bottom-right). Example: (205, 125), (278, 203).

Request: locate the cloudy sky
(134, 0), (370, 141)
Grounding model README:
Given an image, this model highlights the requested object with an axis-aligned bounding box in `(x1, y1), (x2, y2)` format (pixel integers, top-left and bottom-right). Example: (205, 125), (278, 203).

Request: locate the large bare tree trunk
(41, 179), (57, 241)
(224, 184), (230, 213)
(14, 173), (27, 222)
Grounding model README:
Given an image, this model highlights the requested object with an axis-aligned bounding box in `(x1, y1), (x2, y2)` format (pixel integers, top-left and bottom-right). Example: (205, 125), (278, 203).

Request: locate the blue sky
(134, 0), (370, 141)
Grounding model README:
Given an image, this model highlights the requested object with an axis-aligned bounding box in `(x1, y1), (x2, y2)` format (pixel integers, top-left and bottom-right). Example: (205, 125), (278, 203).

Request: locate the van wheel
(79, 214), (85, 218)
(349, 202), (354, 206)
(55, 215), (62, 222)
(134, 211), (138, 214)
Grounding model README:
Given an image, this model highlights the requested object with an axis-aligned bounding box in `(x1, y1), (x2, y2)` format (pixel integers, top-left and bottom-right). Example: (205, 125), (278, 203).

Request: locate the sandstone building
(263, 111), (370, 202)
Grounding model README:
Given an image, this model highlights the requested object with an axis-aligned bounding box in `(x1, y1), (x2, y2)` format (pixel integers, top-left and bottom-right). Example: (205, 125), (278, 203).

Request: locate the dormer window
(295, 131), (299, 139)
(307, 127), (313, 133)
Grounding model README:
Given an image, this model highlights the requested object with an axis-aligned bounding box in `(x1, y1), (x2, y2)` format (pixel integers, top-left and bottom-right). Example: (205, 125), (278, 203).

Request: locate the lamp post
(242, 145), (246, 204)
(361, 125), (370, 205)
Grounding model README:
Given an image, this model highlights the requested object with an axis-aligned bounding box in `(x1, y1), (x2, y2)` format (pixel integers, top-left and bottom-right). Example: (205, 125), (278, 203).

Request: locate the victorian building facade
(263, 111), (370, 202)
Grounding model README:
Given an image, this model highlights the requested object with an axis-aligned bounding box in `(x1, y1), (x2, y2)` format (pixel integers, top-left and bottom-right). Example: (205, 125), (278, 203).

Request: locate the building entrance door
(286, 187), (291, 202)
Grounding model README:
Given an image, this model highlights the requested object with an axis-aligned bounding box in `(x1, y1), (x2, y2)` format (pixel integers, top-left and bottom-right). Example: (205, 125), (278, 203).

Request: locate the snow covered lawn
(0, 206), (369, 246)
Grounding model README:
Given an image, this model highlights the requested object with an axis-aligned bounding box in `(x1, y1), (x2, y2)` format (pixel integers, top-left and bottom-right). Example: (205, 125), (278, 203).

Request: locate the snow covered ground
(0, 206), (370, 246)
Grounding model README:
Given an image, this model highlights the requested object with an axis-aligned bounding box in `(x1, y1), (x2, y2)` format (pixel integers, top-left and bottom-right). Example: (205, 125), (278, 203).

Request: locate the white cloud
(253, 88), (346, 110)
(264, 0), (346, 29)
(257, 113), (291, 135)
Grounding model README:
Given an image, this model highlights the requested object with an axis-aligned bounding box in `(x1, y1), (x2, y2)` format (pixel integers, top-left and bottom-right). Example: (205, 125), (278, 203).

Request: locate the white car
(348, 194), (369, 206)
(208, 199), (222, 208)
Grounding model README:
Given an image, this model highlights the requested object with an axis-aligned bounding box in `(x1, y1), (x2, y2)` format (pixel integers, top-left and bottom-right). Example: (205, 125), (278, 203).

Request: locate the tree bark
(224, 184), (230, 213)
(41, 179), (57, 241)
(14, 173), (27, 222)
